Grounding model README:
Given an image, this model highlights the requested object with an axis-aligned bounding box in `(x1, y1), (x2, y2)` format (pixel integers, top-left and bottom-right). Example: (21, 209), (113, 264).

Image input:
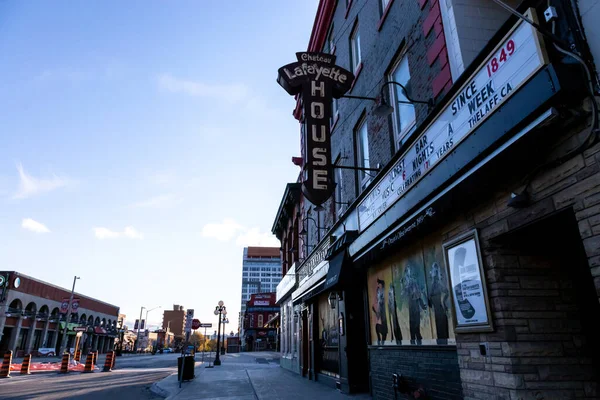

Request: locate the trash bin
(177, 356), (195, 381)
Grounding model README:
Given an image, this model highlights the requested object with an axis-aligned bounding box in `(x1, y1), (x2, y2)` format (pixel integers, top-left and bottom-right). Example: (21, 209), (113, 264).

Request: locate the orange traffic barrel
(59, 353), (70, 374)
(0, 351), (12, 378)
(102, 352), (113, 372)
(20, 354), (31, 375)
(82, 353), (94, 373)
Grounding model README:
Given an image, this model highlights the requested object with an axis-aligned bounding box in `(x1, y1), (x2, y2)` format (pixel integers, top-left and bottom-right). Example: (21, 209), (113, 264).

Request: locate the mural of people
(428, 262), (450, 342)
(388, 284), (402, 344)
(401, 264), (427, 344)
(371, 279), (388, 345)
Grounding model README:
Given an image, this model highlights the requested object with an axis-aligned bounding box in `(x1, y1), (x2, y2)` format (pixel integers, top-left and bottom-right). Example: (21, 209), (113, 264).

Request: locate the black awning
(323, 250), (346, 291)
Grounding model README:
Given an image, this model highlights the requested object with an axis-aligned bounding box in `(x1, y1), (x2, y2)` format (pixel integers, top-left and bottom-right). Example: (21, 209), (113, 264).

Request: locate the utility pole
(134, 306), (145, 353)
(58, 276), (79, 356)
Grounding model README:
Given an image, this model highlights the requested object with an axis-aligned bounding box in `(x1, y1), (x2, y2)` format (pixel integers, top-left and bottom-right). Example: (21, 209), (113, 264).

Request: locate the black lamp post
(213, 301), (226, 366)
(221, 317), (229, 355)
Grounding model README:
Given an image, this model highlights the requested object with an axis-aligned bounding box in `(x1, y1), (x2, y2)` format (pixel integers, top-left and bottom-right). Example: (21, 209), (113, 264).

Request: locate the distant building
(242, 293), (278, 352)
(161, 304), (186, 338)
(239, 247), (281, 336)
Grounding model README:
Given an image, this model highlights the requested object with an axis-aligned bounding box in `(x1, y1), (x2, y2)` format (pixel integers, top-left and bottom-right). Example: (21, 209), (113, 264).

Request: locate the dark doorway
(494, 209), (600, 388)
(0, 327), (12, 352)
(301, 309), (309, 377)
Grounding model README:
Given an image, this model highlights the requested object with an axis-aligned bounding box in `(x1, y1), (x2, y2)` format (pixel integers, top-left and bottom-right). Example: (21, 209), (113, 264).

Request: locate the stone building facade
(272, 0), (600, 398)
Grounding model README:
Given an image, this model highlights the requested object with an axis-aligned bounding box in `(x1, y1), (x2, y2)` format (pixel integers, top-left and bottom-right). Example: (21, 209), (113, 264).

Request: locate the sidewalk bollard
(110, 351), (116, 370)
(75, 350), (81, 362)
(82, 353), (94, 373)
(102, 352), (113, 372)
(20, 354), (32, 375)
(59, 353), (70, 374)
(0, 351), (12, 378)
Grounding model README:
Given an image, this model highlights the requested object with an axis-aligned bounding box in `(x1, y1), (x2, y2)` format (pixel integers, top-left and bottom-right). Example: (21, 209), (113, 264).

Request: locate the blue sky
(0, 1), (317, 332)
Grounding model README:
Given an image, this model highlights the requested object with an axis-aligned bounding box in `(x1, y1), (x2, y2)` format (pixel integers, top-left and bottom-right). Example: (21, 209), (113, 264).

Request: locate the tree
(190, 332), (203, 348)
(202, 339), (217, 352)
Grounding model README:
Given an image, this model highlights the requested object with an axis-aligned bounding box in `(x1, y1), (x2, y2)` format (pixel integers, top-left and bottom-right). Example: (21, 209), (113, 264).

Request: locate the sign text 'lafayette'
(278, 52), (354, 206)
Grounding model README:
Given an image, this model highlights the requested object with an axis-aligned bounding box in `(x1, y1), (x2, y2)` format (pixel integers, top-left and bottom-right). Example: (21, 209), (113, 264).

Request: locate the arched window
(8, 299), (23, 314)
(38, 305), (50, 319)
(25, 302), (37, 319)
(88, 315), (94, 326)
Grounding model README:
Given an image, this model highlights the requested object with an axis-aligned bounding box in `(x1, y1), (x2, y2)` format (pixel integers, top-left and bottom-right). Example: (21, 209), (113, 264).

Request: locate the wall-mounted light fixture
(328, 292), (337, 309)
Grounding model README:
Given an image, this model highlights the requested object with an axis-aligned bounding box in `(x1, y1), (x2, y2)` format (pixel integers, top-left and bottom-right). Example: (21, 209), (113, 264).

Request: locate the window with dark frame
(355, 117), (370, 191)
(380, 0), (391, 15)
(388, 56), (416, 150)
(334, 156), (343, 220)
(350, 22), (361, 74)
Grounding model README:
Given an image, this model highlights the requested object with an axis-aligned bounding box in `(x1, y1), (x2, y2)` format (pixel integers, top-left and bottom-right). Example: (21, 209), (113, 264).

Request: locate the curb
(150, 376), (174, 399)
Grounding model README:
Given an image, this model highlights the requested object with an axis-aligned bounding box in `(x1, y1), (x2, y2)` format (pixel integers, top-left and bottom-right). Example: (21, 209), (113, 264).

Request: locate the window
(389, 56), (416, 148)
(324, 24), (335, 54)
(380, 0), (391, 15)
(331, 98), (339, 128)
(350, 23), (361, 74)
(355, 117), (370, 191)
(334, 157), (344, 219)
(258, 315), (264, 327)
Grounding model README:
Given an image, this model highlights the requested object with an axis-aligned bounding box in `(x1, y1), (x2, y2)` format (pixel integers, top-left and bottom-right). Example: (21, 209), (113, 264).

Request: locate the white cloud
(201, 219), (279, 247)
(13, 163), (71, 199)
(21, 218), (50, 233)
(235, 228), (280, 247)
(157, 74), (249, 103)
(201, 219), (244, 241)
(93, 226), (143, 240)
(132, 194), (182, 209)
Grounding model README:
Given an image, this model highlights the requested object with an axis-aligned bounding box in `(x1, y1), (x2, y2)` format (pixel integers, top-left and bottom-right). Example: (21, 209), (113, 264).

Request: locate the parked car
(163, 348), (173, 353)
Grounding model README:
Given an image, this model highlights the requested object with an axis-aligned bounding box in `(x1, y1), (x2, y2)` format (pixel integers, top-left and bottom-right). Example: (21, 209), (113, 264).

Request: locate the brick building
(242, 293), (279, 352)
(161, 304), (186, 338)
(0, 271), (119, 357)
(273, 0), (600, 398)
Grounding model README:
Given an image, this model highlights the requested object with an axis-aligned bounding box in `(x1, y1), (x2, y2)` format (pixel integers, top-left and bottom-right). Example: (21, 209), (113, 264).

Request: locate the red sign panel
(191, 319), (200, 330)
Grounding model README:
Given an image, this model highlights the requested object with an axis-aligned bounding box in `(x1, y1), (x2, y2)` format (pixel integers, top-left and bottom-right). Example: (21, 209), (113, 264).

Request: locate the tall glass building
(239, 247), (281, 332)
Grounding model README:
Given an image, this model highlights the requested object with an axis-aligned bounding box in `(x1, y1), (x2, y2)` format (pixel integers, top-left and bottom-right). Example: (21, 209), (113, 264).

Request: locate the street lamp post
(213, 301), (226, 366)
(134, 306), (145, 353)
(221, 317), (229, 355)
(142, 306), (161, 352)
(58, 276), (80, 356)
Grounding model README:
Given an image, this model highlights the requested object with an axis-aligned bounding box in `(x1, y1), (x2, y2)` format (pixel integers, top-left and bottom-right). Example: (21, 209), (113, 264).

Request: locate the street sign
(191, 319), (200, 330)
(199, 323), (212, 328)
(185, 309), (194, 333)
(74, 327), (86, 332)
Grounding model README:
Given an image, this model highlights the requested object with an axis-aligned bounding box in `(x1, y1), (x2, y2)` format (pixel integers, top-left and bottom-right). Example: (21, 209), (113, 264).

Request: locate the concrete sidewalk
(151, 352), (371, 400)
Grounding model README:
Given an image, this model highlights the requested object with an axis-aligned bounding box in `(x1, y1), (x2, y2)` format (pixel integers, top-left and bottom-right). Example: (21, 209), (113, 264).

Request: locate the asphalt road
(0, 353), (191, 400)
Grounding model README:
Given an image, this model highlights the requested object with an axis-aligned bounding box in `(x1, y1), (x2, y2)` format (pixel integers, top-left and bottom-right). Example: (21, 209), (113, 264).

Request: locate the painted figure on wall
(401, 264), (427, 344)
(388, 284), (402, 344)
(372, 279), (388, 345)
(428, 262), (450, 341)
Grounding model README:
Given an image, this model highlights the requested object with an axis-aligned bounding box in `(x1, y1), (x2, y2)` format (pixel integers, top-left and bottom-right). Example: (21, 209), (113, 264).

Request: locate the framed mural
(442, 230), (494, 333)
(367, 238), (455, 346)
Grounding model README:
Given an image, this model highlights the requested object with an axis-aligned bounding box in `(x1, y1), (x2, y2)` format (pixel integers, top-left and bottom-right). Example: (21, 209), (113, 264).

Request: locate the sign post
(200, 323), (213, 368)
